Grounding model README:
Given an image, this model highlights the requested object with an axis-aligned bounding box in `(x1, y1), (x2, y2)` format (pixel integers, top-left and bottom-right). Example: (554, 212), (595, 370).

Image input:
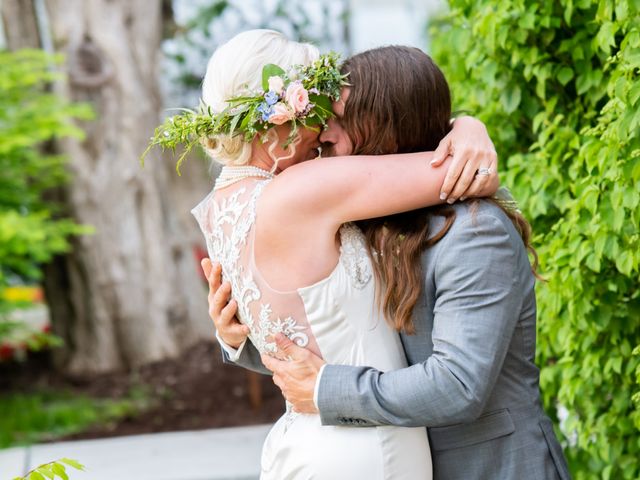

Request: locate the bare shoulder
(262, 158), (335, 212)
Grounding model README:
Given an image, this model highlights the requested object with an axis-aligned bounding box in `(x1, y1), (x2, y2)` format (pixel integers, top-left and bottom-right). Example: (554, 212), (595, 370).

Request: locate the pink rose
(285, 82), (310, 114)
(268, 76), (285, 93)
(268, 102), (295, 125)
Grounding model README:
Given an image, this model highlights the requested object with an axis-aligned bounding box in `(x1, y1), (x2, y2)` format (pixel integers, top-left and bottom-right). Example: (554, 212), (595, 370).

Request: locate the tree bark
(3, 0), (212, 374)
(1, 0), (41, 49)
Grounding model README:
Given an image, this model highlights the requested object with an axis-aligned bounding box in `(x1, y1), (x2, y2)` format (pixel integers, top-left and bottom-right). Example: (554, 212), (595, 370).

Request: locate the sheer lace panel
(191, 178), (322, 358)
(338, 223), (373, 289)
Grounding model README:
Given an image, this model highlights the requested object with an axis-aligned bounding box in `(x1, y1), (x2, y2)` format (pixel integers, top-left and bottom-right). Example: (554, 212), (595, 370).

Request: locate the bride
(165, 30), (498, 479)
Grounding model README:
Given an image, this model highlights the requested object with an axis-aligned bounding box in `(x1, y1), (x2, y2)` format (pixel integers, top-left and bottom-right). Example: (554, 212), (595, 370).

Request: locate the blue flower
(264, 91), (279, 106)
(257, 102), (273, 121)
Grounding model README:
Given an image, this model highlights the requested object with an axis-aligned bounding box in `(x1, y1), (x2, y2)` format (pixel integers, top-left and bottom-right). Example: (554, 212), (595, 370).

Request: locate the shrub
(430, 1), (639, 478)
(0, 49), (92, 346)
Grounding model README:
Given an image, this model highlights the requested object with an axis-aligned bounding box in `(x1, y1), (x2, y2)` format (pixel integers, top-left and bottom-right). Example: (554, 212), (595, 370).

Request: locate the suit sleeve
(219, 334), (272, 376)
(317, 214), (525, 427)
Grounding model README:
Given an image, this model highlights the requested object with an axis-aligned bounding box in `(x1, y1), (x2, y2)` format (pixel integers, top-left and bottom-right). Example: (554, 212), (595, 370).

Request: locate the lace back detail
(338, 223), (373, 289)
(191, 179), (320, 358)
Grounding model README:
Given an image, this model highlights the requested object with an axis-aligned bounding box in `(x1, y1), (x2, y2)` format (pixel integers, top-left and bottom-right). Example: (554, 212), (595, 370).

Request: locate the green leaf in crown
(142, 52), (349, 174)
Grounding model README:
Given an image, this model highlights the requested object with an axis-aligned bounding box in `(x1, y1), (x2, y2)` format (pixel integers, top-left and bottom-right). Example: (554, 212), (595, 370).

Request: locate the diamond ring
(476, 167), (492, 176)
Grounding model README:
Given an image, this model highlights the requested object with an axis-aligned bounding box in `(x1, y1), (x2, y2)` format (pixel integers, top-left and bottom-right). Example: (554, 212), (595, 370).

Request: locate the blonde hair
(201, 29), (319, 166)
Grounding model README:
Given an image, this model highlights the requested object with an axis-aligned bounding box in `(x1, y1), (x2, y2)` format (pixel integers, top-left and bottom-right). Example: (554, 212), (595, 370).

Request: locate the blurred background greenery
(0, 1), (638, 479)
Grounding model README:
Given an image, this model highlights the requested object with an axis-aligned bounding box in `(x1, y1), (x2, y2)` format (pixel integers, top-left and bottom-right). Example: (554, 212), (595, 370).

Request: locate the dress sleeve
(191, 190), (215, 238)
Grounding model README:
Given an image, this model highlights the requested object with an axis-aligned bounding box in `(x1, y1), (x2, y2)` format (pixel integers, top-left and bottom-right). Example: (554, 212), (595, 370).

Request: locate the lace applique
(339, 224), (372, 289)
(259, 304), (309, 352)
(202, 180), (309, 355)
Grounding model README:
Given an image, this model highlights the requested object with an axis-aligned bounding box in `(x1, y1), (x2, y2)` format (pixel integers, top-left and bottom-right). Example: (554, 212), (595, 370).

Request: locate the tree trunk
(1, 0), (41, 49)
(3, 0), (212, 374)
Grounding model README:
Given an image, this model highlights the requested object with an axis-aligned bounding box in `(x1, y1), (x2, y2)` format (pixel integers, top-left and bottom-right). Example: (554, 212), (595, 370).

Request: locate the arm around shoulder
(266, 153), (452, 229)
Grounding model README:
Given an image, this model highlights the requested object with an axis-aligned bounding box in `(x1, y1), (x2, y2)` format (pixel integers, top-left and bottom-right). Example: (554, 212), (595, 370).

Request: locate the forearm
(270, 153), (451, 227)
(318, 302), (521, 427)
(318, 352), (496, 428)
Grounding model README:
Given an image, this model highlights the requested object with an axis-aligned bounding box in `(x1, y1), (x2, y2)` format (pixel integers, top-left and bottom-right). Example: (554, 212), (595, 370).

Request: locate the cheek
(335, 133), (353, 156)
(343, 133), (353, 150)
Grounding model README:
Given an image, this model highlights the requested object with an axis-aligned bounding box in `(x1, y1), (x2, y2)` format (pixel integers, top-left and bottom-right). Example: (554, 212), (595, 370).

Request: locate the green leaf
(239, 105), (255, 131)
(308, 94), (333, 115)
(595, 21), (616, 52)
(564, 0), (574, 24)
(228, 110), (244, 137)
(615, 250), (633, 275)
(28, 473), (45, 480)
(302, 113), (324, 128)
(35, 467), (55, 480)
(60, 459), (85, 471)
(500, 84), (522, 113)
(261, 64), (286, 91)
(51, 464), (68, 480)
(629, 81), (640, 107)
(557, 67), (574, 86)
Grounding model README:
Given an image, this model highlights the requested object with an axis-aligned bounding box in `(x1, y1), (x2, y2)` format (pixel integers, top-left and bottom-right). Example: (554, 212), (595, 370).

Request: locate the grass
(0, 386), (153, 448)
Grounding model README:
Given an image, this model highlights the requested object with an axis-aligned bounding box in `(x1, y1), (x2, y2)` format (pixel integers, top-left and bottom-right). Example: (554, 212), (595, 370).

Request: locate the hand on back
(201, 258), (249, 349)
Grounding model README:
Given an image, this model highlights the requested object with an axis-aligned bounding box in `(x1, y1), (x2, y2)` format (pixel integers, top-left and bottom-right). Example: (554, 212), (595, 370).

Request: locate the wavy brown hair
(342, 46), (538, 334)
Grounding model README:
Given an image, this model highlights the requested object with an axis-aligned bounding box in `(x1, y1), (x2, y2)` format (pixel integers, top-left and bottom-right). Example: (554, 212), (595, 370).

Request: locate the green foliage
(0, 387), (153, 448)
(13, 458), (85, 480)
(431, 1), (639, 478)
(0, 49), (92, 341)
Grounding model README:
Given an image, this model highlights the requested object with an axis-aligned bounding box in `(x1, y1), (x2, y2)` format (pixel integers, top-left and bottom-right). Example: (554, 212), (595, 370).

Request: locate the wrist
(313, 363), (328, 410)
(221, 335), (244, 350)
(453, 115), (483, 127)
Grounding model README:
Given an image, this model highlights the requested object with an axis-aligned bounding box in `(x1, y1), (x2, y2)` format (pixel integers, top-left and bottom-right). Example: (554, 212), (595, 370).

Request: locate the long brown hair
(343, 46), (537, 334)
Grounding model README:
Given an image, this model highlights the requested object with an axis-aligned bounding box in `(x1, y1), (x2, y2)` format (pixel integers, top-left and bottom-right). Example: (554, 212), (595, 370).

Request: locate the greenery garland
(142, 52), (348, 173)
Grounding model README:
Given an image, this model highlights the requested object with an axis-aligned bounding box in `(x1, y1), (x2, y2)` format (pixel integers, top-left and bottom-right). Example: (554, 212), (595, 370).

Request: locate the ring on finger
(476, 167), (492, 176)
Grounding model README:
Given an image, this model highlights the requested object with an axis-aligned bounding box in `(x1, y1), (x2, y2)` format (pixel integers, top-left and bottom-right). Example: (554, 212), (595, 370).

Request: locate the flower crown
(142, 52), (348, 173)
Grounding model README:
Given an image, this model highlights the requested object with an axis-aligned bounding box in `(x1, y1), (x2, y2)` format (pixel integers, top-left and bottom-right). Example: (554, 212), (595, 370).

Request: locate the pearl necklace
(214, 165), (275, 190)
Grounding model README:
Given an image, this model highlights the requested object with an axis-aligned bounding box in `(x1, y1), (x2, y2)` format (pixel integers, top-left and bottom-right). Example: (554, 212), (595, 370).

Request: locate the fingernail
(460, 196), (467, 201)
(440, 193), (447, 201)
(430, 159), (437, 165)
(447, 198), (455, 204)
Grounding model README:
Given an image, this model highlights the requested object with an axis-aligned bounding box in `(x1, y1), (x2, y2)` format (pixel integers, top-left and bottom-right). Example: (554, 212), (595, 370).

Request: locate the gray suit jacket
(224, 200), (570, 480)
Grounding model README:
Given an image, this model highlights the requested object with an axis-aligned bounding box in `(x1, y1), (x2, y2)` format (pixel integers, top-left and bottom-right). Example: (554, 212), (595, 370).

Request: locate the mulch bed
(0, 341), (285, 441)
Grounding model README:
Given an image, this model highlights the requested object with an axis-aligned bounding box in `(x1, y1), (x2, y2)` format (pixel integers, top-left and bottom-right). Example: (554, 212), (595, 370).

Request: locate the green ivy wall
(430, 1), (639, 478)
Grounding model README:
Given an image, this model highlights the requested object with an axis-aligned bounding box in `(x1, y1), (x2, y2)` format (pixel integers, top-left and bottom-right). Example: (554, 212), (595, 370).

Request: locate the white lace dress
(192, 177), (432, 480)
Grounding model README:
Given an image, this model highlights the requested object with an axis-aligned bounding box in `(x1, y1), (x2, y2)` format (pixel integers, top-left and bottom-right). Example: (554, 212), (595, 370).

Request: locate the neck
(248, 138), (277, 173)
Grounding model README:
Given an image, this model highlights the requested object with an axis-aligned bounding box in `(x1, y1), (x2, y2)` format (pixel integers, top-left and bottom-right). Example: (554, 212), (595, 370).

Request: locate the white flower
(268, 76), (285, 93)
